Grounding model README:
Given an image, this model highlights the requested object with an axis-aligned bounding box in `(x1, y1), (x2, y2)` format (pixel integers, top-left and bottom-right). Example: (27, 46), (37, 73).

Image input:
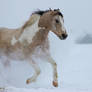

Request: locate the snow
(0, 0), (92, 92)
(0, 87), (92, 92)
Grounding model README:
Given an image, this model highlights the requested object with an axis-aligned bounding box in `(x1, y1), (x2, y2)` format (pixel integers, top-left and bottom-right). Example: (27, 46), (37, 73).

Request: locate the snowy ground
(1, 87), (92, 92)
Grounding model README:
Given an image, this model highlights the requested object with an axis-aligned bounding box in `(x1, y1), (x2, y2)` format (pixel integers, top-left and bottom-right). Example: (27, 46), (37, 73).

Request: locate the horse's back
(0, 27), (18, 47)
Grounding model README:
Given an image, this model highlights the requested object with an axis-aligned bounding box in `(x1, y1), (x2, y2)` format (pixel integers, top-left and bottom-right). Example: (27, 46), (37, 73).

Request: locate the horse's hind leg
(26, 60), (40, 84)
(1, 56), (10, 67)
(47, 56), (58, 87)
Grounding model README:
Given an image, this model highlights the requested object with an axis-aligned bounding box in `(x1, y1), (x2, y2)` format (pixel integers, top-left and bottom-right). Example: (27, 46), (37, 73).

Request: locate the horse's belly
(9, 51), (26, 60)
(0, 49), (26, 61)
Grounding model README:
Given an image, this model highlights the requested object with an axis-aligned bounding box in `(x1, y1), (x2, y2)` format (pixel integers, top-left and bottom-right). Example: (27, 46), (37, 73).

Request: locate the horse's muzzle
(59, 34), (68, 40)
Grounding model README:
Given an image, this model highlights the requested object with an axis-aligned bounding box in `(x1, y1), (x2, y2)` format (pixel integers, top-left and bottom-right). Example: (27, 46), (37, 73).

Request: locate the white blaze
(59, 16), (66, 32)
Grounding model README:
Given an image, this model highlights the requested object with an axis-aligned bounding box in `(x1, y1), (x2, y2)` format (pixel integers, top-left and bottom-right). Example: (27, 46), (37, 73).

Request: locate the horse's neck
(18, 14), (41, 42)
(27, 28), (49, 51)
(14, 26), (49, 48)
(32, 29), (49, 45)
(12, 18), (40, 45)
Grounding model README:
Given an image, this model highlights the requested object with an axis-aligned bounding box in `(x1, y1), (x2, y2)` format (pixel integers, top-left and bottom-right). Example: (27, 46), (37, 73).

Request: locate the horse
(0, 9), (68, 87)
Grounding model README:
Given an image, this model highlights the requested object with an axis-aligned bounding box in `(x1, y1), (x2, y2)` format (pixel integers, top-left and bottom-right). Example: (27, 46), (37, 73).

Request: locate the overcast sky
(0, 0), (92, 34)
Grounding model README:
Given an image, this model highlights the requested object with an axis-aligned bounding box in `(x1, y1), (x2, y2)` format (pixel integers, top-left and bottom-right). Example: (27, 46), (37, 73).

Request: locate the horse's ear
(50, 9), (60, 16)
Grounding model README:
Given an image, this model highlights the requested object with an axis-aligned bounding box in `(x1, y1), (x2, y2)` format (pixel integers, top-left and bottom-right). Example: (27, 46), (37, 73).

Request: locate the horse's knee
(53, 62), (57, 66)
(52, 62), (57, 68)
(36, 69), (41, 75)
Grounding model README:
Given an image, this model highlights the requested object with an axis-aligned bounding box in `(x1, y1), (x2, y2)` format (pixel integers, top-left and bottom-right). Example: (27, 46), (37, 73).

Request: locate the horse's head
(38, 9), (68, 40)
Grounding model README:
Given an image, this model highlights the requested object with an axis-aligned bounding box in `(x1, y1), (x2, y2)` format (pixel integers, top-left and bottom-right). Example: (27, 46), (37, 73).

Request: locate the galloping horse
(0, 9), (67, 87)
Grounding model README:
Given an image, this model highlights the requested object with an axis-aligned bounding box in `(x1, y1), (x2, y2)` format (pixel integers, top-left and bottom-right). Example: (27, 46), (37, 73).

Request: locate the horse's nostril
(62, 34), (68, 39)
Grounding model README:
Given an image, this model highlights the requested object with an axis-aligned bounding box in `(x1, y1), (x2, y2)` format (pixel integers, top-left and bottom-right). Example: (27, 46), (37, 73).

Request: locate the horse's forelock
(58, 12), (63, 18)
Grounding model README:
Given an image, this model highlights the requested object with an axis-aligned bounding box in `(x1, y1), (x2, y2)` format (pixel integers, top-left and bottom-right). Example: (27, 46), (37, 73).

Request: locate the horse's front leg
(26, 59), (41, 84)
(47, 56), (58, 87)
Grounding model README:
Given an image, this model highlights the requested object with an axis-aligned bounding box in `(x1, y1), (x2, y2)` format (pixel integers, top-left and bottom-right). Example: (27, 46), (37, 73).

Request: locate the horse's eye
(55, 19), (59, 23)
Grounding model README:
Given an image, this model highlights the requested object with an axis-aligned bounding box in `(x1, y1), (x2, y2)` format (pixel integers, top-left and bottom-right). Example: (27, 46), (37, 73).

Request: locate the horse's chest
(7, 46), (48, 61)
(31, 46), (49, 59)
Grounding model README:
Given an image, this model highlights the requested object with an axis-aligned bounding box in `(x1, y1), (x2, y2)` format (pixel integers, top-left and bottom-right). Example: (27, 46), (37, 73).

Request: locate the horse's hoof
(26, 79), (30, 84)
(53, 81), (58, 87)
(26, 78), (36, 84)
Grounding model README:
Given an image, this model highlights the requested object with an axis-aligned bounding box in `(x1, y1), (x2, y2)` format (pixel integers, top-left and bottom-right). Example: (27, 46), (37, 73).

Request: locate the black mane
(33, 9), (63, 17)
(33, 10), (49, 16)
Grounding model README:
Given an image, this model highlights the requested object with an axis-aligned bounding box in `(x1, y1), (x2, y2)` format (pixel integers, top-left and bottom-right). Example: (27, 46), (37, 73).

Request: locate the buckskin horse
(0, 9), (67, 87)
